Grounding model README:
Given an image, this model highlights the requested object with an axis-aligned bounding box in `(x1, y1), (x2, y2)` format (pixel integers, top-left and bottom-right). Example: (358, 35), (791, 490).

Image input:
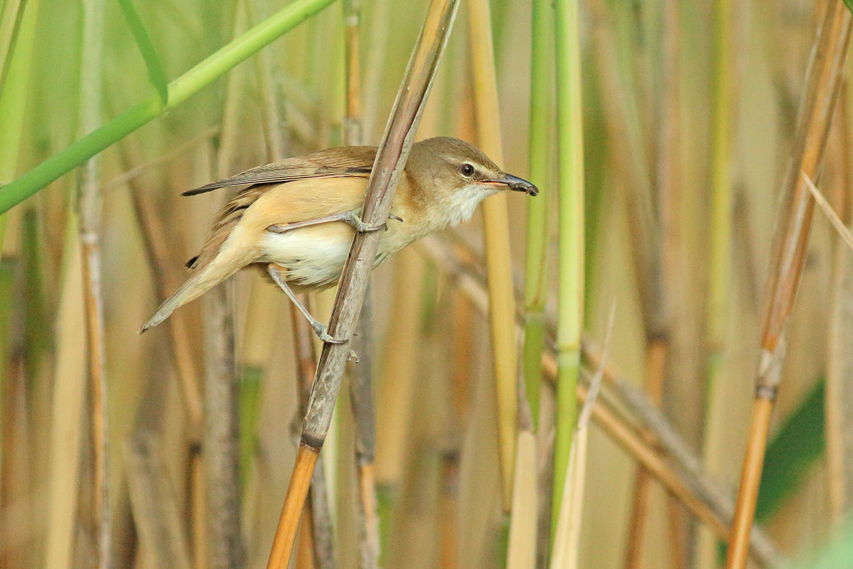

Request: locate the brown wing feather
(183, 146), (377, 195)
(185, 148), (378, 271)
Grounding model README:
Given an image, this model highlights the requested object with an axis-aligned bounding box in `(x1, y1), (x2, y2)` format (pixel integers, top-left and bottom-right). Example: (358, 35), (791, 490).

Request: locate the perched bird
(141, 137), (537, 342)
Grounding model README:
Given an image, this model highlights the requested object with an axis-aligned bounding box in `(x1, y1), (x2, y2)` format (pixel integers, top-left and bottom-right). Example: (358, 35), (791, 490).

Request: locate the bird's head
(406, 137), (538, 227)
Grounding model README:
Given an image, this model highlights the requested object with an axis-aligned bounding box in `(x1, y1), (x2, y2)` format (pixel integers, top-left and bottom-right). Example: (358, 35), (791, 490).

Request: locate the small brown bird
(142, 137), (537, 342)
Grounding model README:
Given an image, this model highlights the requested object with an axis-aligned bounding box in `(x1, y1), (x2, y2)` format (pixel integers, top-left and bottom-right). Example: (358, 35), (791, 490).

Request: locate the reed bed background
(2, 0), (853, 568)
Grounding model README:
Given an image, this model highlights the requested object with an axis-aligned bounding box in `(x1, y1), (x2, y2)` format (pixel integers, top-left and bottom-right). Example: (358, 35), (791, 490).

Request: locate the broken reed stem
(77, 0), (111, 565)
(416, 235), (785, 567)
(726, 4), (852, 568)
(467, 0), (519, 511)
(552, 0), (585, 527)
(523, 0), (554, 428)
(265, 2), (460, 566)
(550, 307), (612, 569)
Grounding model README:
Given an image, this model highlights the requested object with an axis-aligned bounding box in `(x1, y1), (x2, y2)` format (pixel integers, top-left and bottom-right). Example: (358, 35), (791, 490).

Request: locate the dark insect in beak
(494, 173), (538, 196)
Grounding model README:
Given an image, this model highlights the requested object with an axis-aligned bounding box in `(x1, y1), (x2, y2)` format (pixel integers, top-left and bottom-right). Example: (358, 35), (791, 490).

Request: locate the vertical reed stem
(77, 0), (111, 564)
(726, 3), (852, 567)
(468, 0), (519, 512)
(523, 0), (554, 428)
(342, 2), (380, 565)
(552, 0), (585, 524)
(265, 2), (460, 564)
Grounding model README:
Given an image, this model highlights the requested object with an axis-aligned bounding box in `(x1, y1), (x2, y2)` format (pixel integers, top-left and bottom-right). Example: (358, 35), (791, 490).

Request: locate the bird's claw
(345, 212), (386, 233)
(344, 212), (403, 233)
(348, 350), (359, 363)
(314, 324), (348, 345)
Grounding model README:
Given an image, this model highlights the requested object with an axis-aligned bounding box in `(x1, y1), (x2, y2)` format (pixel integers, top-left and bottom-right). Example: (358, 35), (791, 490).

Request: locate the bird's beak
(486, 173), (539, 196)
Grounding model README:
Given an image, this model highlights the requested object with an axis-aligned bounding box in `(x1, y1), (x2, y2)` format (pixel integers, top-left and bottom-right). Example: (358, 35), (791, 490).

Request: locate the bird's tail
(140, 233), (254, 333)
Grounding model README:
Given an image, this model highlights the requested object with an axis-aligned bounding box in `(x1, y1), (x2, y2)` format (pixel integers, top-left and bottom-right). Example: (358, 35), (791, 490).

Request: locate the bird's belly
(258, 226), (354, 290)
(257, 220), (413, 290)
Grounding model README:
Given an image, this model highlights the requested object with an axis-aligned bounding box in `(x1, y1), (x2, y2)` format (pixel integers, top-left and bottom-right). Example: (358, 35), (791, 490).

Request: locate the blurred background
(0, 0), (849, 567)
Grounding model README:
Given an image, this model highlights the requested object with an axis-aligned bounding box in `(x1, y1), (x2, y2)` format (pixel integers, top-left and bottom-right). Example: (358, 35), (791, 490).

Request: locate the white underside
(258, 228), (354, 289)
(255, 186), (495, 289)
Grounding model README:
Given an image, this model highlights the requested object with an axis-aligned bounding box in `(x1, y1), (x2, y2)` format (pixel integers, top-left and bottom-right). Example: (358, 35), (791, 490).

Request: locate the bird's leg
(267, 211), (404, 235)
(267, 265), (348, 345)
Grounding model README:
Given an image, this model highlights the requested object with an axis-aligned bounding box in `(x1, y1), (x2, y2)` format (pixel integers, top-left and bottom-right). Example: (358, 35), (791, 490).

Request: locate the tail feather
(140, 233), (254, 333)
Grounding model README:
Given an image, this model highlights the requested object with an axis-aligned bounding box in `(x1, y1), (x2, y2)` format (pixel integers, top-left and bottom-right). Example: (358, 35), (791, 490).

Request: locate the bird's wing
(187, 164), (378, 272)
(183, 146), (377, 195)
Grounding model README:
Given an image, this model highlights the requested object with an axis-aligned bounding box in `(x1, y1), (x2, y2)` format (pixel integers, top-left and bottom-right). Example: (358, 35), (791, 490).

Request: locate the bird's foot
(348, 350), (359, 363)
(313, 322), (348, 344)
(343, 211), (404, 233)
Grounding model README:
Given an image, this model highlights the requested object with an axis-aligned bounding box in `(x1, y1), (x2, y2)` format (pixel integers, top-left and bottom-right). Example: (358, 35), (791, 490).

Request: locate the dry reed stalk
(726, 3), (852, 568)
(415, 235), (785, 567)
(622, 0), (685, 566)
(360, 0), (391, 140)
(587, 0), (662, 335)
(507, 427), (537, 569)
(249, 4), (334, 564)
(802, 173), (853, 250)
(467, 0), (518, 512)
(0, 0), (41, 555)
(120, 145), (207, 568)
(825, 82), (853, 525)
(623, 342), (669, 569)
(123, 433), (194, 569)
(265, 3), (460, 565)
(202, 8), (248, 567)
(289, 294), (335, 569)
(44, 218), (87, 569)
(555, 358), (781, 568)
(76, 0), (111, 564)
(580, 343), (786, 568)
(341, 3), (380, 565)
(586, 4), (674, 564)
(351, 285), (380, 569)
(121, 144), (204, 434)
(507, 301), (545, 569)
(437, 289), (475, 569)
(550, 307), (612, 569)
(202, 285), (244, 569)
(375, 249), (426, 486)
(296, 510), (317, 569)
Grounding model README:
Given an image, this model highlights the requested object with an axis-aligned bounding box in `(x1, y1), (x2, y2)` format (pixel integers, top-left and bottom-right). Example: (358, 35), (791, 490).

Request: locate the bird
(141, 136), (538, 342)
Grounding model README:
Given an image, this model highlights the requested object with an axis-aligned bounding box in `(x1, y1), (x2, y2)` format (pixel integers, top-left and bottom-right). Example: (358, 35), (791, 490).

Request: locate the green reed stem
(0, 0), (336, 215)
(523, 0), (554, 430)
(552, 0), (585, 526)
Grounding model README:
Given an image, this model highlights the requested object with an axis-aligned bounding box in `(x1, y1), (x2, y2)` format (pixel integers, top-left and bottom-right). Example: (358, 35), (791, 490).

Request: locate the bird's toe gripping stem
(343, 211), (404, 233)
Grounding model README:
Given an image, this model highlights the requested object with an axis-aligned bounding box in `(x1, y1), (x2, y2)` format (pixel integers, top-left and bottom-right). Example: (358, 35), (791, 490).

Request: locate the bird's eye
(460, 163), (475, 177)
